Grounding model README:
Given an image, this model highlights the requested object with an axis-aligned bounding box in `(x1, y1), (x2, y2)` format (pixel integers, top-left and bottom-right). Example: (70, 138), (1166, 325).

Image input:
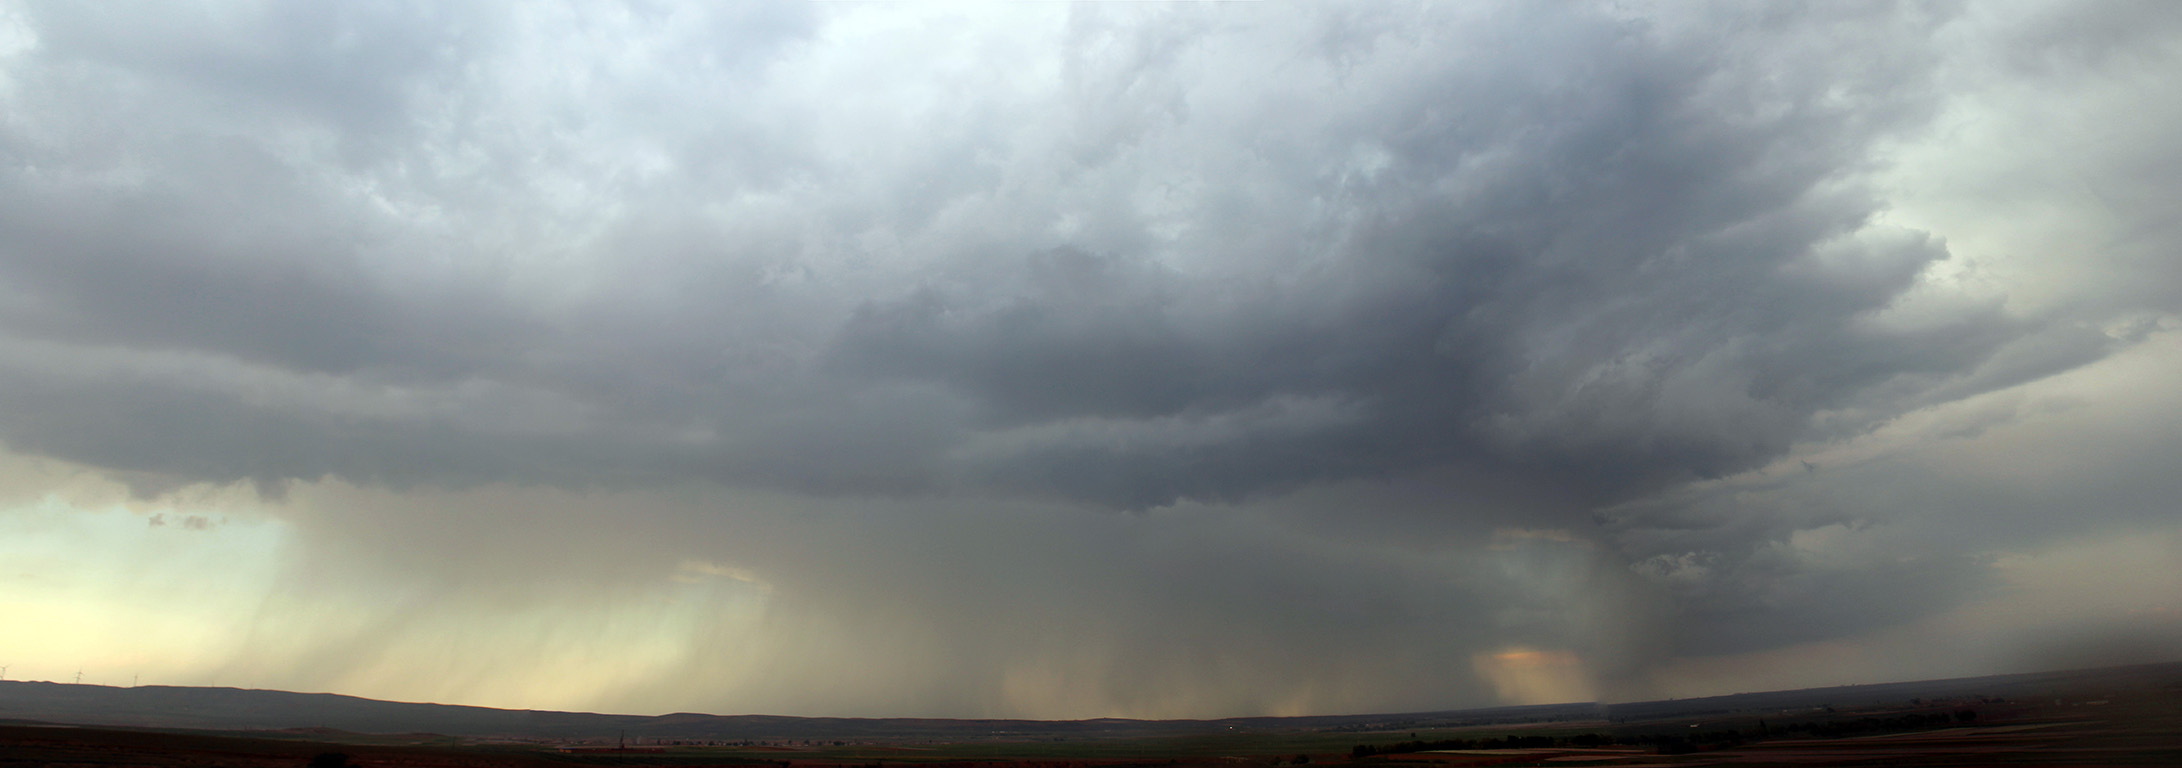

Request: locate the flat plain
(3, 663), (2177, 767)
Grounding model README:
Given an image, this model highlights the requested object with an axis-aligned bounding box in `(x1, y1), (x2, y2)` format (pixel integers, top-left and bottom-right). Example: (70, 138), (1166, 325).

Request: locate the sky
(0, 0), (2179, 720)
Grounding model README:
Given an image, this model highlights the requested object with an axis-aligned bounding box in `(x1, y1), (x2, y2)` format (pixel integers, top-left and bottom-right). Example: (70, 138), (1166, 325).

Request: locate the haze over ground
(1, 0), (2179, 720)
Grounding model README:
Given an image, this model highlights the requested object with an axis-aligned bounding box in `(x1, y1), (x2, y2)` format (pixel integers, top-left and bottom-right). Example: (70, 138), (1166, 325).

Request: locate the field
(3, 664), (2177, 768)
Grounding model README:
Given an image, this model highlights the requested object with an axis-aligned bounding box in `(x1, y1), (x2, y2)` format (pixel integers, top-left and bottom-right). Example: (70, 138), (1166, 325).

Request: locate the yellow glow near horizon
(0, 494), (286, 687)
(0, 478), (777, 711)
(1471, 647), (1594, 706)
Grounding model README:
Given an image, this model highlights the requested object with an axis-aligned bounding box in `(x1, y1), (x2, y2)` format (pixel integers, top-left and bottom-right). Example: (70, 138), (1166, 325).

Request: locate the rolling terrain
(0, 662), (2176, 766)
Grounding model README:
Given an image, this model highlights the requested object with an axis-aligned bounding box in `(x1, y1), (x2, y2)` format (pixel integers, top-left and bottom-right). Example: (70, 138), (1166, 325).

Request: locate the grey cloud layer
(0, 3), (2065, 503)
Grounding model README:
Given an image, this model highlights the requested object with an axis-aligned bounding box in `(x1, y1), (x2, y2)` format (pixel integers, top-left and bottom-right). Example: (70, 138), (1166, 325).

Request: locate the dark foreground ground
(3, 664), (2177, 768)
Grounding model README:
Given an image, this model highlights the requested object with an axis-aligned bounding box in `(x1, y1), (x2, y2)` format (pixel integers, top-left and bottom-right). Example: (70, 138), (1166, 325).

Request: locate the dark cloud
(0, 2), (2069, 511)
(827, 16), (2015, 509)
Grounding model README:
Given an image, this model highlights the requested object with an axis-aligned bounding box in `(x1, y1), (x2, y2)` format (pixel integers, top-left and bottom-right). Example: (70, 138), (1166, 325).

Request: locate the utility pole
(75, 669), (83, 685)
(133, 673), (140, 687)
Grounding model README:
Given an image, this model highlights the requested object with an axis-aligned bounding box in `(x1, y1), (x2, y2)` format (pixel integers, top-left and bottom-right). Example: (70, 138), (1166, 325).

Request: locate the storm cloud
(0, 0), (2177, 717)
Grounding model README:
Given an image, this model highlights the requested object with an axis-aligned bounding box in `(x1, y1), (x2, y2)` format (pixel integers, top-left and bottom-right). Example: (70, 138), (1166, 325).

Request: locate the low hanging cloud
(1, 0), (2179, 717)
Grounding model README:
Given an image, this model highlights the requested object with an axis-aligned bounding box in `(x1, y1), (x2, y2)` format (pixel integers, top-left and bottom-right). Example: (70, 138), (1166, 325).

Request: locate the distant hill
(1599, 662), (2182, 722)
(0, 681), (1589, 743)
(2, 662), (2175, 743)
